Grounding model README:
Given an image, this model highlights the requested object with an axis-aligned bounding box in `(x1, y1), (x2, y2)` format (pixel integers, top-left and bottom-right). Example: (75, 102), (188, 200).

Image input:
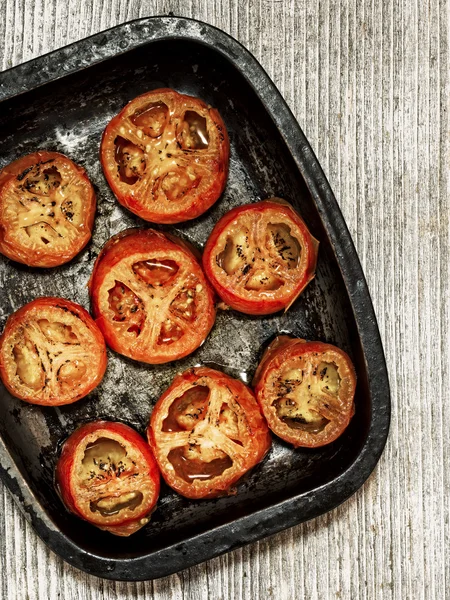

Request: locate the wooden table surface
(0, 1), (448, 598)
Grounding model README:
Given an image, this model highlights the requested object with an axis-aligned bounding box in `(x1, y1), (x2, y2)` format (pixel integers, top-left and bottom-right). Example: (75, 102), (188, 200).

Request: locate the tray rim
(0, 15), (391, 581)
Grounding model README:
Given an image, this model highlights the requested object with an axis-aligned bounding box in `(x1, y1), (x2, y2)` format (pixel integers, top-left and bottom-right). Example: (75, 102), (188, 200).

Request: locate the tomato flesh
(253, 336), (356, 447)
(162, 385), (210, 431)
(100, 89), (229, 224)
(131, 102), (169, 137)
(203, 199), (319, 315)
(114, 137), (146, 184)
(0, 151), (96, 267)
(0, 297), (107, 406)
(266, 223), (301, 269)
(132, 258), (179, 286)
(179, 111), (210, 149)
(13, 340), (43, 390)
(148, 367), (271, 499)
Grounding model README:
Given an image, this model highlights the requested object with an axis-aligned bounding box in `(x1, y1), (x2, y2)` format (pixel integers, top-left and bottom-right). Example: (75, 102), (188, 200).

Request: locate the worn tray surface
(0, 17), (390, 580)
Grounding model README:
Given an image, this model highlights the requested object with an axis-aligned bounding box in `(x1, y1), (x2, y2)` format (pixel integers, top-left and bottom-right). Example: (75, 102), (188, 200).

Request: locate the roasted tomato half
(202, 199), (319, 315)
(89, 228), (216, 364)
(148, 367), (271, 499)
(253, 336), (356, 447)
(0, 298), (107, 406)
(56, 421), (160, 536)
(100, 88), (229, 224)
(0, 151), (96, 267)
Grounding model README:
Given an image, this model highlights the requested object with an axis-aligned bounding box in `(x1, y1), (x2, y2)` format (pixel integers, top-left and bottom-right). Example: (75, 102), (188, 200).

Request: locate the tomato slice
(253, 336), (356, 447)
(100, 88), (229, 224)
(56, 421), (160, 536)
(89, 228), (216, 364)
(0, 298), (107, 406)
(202, 199), (319, 315)
(0, 151), (96, 267)
(148, 366), (271, 499)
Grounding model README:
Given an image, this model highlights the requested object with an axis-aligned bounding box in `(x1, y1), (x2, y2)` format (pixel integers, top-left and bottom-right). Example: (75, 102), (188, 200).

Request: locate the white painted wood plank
(0, 0), (448, 598)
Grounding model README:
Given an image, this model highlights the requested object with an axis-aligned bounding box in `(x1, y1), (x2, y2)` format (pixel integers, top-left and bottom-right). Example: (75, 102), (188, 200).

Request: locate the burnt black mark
(16, 166), (33, 181)
(54, 305), (82, 320)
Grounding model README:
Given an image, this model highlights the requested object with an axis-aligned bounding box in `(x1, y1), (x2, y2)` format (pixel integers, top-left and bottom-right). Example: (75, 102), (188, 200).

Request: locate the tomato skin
(56, 421), (160, 536)
(0, 151), (96, 267)
(100, 88), (229, 224)
(253, 336), (356, 448)
(89, 228), (216, 364)
(0, 297), (107, 406)
(202, 199), (319, 315)
(148, 366), (271, 499)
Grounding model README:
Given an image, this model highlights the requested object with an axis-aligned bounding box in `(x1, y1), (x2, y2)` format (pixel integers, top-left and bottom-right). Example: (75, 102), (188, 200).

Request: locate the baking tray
(0, 16), (390, 580)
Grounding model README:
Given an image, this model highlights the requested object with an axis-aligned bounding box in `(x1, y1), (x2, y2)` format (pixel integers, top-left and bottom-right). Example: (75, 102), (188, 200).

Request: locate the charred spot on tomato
(37, 319), (79, 344)
(23, 166), (62, 196)
(178, 111), (210, 150)
(16, 165), (34, 181)
(158, 319), (183, 345)
(61, 195), (83, 226)
(170, 288), (197, 322)
(168, 446), (232, 483)
(131, 102), (169, 138)
(159, 169), (201, 201)
(132, 258), (179, 287)
(266, 223), (300, 269)
(162, 385), (210, 432)
(114, 136), (146, 184)
(13, 340), (44, 390)
(317, 362), (341, 393)
(216, 229), (251, 276)
(108, 280), (145, 335)
(90, 491), (144, 517)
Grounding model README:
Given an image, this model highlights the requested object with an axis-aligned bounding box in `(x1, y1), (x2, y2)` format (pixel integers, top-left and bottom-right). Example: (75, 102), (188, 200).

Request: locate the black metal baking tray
(0, 16), (390, 580)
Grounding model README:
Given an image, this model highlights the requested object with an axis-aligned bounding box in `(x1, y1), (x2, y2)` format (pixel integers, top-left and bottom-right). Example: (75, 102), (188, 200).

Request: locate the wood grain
(0, 0), (448, 598)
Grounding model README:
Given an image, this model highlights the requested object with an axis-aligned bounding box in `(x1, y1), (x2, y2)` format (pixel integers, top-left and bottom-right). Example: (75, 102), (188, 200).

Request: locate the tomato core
(272, 361), (341, 432)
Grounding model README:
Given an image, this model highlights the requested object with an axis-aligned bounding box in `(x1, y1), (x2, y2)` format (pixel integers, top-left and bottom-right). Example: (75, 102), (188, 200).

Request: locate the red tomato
(148, 366), (271, 499)
(253, 336), (356, 447)
(0, 151), (96, 267)
(89, 228), (216, 364)
(0, 298), (107, 406)
(202, 199), (319, 315)
(100, 88), (229, 224)
(56, 421), (160, 536)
